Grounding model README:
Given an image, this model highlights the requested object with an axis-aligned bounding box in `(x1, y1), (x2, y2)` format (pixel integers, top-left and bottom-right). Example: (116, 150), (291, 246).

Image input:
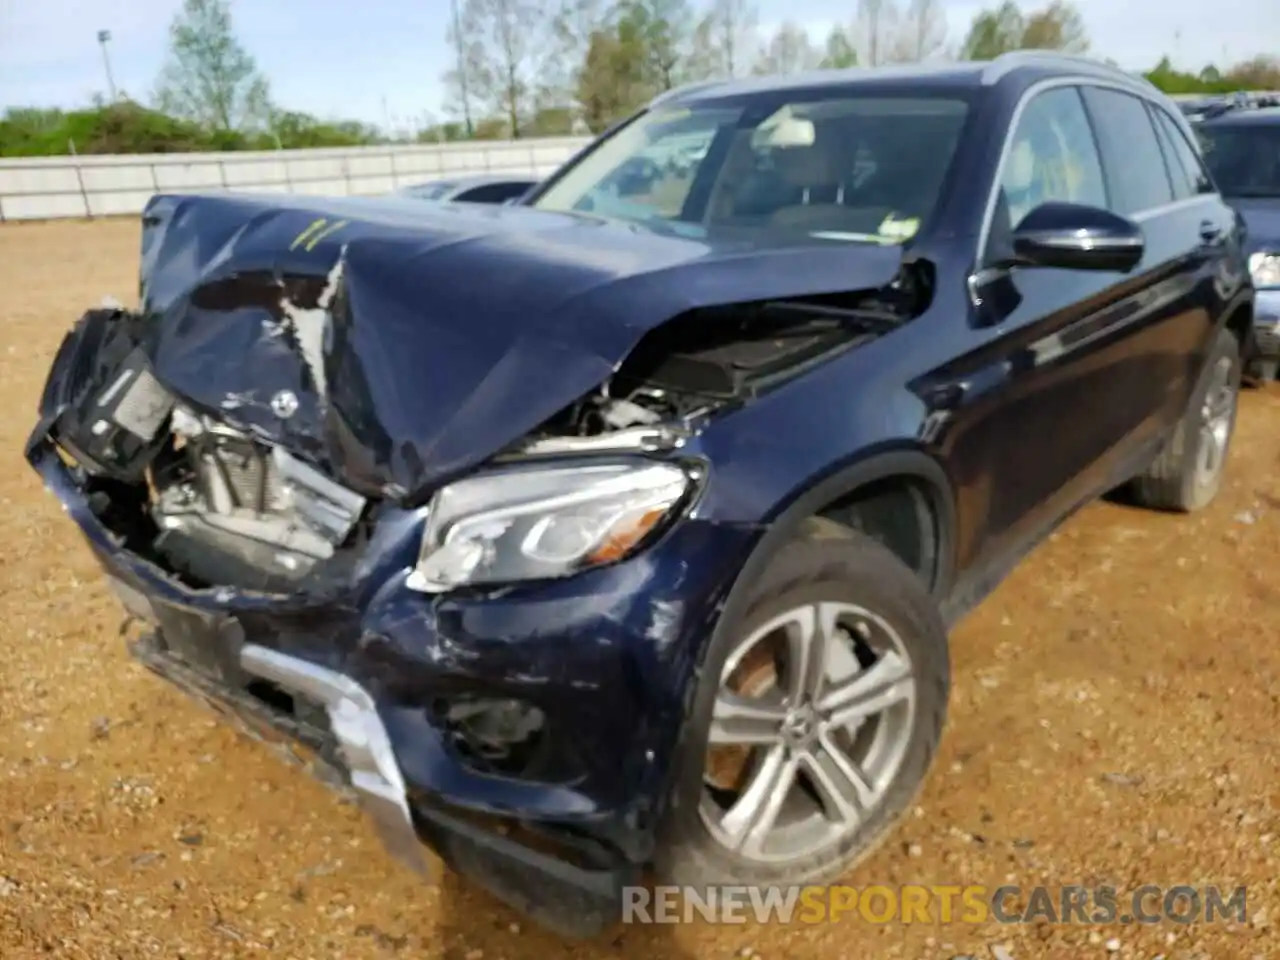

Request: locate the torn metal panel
(270, 255), (345, 401)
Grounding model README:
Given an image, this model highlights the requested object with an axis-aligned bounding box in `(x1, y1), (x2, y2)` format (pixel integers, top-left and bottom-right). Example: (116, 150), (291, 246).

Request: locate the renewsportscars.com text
(622, 884), (1248, 925)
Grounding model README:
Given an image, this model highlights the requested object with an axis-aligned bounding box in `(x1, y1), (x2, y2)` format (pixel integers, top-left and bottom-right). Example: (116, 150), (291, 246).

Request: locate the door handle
(1199, 220), (1223, 243)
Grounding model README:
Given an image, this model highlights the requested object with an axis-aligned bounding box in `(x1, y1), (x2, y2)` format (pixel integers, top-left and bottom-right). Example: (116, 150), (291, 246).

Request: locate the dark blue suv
(26, 52), (1254, 937)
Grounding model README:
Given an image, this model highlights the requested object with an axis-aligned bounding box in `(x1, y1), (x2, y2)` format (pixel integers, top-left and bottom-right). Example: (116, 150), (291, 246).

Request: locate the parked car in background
(1197, 105), (1280, 381)
(397, 173), (538, 204)
(27, 51), (1255, 939)
(1176, 95), (1229, 123)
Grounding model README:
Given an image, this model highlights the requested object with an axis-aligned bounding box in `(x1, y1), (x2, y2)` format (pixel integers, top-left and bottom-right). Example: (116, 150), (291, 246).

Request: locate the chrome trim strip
(238, 644), (437, 878)
(511, 424), (689, 456)
(1015, 230), (1145, 250)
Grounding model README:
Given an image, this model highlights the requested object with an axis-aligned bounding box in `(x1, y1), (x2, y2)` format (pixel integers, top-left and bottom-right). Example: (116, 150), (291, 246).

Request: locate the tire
(1130, 327), (1241, 513)
(654, 518), (950, 888)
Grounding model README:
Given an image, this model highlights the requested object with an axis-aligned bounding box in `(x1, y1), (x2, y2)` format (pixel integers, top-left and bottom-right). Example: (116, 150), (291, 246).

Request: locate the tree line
(2, 0), (1277, 157)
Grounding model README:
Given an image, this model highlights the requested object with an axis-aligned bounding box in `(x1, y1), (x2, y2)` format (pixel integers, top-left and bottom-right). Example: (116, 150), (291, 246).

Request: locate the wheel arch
(756, 448), (958, 601)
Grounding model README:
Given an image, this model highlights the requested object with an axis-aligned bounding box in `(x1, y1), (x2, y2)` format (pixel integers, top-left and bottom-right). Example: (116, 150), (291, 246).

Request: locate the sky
(1, 0), (1276, 133)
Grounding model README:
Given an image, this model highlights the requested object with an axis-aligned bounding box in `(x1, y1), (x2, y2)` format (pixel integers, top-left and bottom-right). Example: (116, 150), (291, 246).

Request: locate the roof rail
(648, 79), (724, 109)
(980, 50), (1148, 87)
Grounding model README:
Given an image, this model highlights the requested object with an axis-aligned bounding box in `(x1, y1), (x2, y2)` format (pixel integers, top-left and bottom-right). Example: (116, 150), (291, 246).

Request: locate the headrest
(1005, 138), (1036, 192)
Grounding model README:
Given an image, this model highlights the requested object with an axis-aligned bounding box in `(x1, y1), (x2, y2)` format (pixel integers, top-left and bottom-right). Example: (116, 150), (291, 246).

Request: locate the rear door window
(1079, 87), (1175, 215)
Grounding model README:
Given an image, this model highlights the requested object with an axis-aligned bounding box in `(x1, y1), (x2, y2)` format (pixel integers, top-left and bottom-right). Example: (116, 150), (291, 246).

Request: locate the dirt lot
(0, 219), (1276, 960)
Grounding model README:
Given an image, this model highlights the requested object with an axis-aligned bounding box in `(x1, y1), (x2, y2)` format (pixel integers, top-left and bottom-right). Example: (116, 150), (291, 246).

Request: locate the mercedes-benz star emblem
(271, 389), (299, 418)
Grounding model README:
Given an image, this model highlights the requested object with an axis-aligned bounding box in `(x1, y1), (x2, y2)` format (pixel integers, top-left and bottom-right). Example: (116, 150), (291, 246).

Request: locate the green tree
(575, 25), (650, 131)
(154, 0), (271, 131)
(455, 0), (543, 137)
(625, 0), (695, 90)
(820, 25), (858, 68)
(1223, 55), (1280, 90)
(959, 0), (1024, 59)
(267, 111), (381, 148)
(541, 0), (610, 112)
(1019, 0), (1087, 53)
(960, 0), (1088, 60)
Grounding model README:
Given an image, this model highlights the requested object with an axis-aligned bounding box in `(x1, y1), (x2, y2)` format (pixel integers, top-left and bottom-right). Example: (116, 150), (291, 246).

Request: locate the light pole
(449, 0), (474, 137)
(97, 30), (118, 102)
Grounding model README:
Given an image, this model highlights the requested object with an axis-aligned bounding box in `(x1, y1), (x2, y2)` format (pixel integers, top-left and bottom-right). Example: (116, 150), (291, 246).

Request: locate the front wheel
(655, 520), (950, 887)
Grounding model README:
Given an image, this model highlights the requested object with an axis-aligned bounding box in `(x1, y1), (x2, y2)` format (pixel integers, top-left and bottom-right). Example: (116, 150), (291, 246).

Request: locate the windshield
(1198, 123), (1280, 198)
(532, 93), (971, 246)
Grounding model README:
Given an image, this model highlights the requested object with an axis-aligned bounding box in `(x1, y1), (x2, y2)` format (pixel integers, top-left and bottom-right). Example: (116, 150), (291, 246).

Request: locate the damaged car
(27, 51), (1254, 938)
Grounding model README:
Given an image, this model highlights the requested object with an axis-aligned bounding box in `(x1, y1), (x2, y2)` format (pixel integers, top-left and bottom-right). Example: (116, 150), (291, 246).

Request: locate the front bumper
(27, 427), (758, 935)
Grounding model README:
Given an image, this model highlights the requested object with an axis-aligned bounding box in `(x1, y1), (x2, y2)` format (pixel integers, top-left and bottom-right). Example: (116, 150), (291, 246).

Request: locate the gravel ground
(0, 219), (1277, 960)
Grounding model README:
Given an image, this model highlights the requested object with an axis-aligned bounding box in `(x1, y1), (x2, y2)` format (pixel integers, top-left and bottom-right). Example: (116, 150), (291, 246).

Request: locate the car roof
(654, 52), (1158, 109)
(1199, 106), (1280, 127)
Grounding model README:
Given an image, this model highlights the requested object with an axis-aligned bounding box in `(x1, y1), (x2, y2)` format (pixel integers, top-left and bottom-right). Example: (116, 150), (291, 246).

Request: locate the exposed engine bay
(519, 281), (926, 453)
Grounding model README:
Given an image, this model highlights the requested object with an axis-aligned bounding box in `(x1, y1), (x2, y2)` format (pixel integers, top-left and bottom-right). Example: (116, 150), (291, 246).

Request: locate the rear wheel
(1130, 328), (1241, 513)
(656, 520), (949, 887)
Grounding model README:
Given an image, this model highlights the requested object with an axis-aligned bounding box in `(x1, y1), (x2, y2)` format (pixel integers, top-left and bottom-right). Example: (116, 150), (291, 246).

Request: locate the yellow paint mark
(304, 218), (349, 252)
(877, 212), (920, 241)
(289, 217), (328, 250)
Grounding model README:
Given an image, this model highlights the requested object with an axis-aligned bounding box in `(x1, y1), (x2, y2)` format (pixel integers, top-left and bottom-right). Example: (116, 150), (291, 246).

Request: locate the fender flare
(752, 447), (958, 601)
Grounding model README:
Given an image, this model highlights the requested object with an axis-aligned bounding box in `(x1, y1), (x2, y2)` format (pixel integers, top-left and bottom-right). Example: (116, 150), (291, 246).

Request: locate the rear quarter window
(1150, 107), (1215, 198)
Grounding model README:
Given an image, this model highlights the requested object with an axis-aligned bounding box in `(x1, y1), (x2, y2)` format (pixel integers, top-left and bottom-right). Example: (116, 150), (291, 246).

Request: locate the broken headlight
(405, 460), (692, 593)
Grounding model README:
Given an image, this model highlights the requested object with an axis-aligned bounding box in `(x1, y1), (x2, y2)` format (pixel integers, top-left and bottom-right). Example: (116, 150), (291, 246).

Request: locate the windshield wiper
(1226, 189), (1280, 198)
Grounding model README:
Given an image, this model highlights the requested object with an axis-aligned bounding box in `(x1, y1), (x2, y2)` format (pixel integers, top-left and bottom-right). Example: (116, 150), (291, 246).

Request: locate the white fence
(0, 137), (594, 222)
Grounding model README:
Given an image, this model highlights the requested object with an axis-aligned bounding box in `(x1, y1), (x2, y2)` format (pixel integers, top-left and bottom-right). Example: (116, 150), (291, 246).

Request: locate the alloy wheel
(1195, 354), (1237, 486)
(698, 601), (917, 864)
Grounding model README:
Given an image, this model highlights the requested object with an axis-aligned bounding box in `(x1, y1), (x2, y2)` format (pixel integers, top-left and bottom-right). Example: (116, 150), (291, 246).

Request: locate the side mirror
(1009, 201), (1145, 273)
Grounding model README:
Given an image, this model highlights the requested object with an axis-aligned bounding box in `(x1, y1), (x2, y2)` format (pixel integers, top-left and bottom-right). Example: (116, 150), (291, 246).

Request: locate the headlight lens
(406, 460), (693, 592)
(1250, 252), (1280, 288)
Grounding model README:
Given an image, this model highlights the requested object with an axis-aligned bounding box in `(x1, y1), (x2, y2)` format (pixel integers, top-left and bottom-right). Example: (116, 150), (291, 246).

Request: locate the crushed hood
(136, 191), (908, 501)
